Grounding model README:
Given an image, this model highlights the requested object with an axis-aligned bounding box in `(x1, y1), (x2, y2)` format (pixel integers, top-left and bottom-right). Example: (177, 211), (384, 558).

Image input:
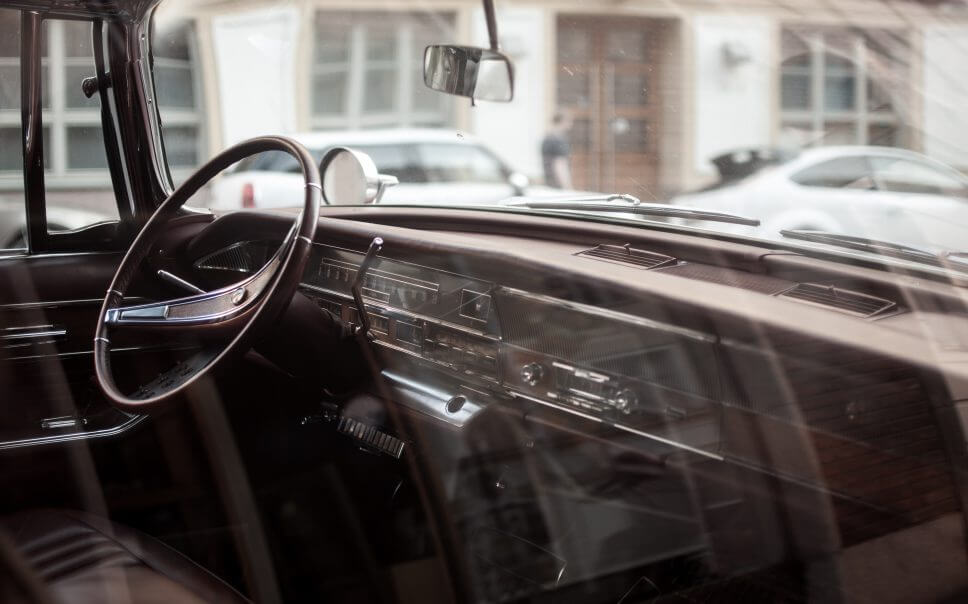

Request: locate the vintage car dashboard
(197, 237), (725, 458)
(190, 209), (968, 471)
(183, 208), (968, 564)
(196, 231), (723, 457)
(184, 192), (968, 468)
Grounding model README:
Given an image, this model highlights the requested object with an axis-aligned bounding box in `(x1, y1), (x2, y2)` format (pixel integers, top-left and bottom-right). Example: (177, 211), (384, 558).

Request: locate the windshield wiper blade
(507, 194), (761, 226)
(780, 229), (968, 268)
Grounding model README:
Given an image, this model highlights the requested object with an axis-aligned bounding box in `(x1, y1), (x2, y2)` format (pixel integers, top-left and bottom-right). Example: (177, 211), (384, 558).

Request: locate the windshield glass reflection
(151, 2), (968, 259)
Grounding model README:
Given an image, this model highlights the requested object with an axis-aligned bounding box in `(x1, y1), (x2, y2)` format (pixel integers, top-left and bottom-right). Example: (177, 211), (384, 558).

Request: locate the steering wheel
(95, 136), (320, 411)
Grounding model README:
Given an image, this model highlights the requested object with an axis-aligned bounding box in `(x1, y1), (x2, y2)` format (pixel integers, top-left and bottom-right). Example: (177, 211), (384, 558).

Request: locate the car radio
(506, 348), (641, 416)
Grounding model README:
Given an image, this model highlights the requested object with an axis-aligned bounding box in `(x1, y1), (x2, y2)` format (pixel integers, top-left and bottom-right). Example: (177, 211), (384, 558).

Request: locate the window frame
(6, 11), (130, 255)
(310, 11), (454, 131)
(779, 28), (904, 147)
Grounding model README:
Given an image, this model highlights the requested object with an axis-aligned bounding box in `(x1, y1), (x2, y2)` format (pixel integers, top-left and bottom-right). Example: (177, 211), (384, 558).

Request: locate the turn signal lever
(350, 237), (384, 339)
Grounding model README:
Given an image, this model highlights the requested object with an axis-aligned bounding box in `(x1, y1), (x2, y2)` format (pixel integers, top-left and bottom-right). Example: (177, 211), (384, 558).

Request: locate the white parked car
(672, 146), (968, 252)
(209, 128), (565, 210)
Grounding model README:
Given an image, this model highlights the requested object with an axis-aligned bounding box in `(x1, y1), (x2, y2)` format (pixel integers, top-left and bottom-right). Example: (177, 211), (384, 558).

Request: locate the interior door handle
(41, 416), (89, 430)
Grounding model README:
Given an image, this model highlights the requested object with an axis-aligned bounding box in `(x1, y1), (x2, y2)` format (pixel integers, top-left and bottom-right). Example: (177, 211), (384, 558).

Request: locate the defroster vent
(778, 283), (897, 318)
(575, 244), (676, 270)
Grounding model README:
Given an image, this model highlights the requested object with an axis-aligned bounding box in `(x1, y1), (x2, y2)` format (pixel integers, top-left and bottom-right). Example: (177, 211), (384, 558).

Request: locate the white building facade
(5, 0), (968, 203)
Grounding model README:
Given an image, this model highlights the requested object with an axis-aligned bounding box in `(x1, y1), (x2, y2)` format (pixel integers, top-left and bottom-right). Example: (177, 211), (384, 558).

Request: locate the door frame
(555, 14), (663, 196)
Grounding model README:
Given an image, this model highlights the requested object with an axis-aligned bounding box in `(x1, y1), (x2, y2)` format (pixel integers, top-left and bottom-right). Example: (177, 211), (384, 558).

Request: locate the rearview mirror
(319, 147), (397, 205)
(423, 45), (514, 103)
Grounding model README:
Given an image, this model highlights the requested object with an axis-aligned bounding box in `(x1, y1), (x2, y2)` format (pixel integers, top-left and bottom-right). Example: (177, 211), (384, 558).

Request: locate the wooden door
(556, 17), (661, 198)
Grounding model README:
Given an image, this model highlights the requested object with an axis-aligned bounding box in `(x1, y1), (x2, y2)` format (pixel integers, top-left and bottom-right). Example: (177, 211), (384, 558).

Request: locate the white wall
(211, 7), (300, 147)
(470, 6), (546, 178)
(923, 25), (968, 170)
(692, 15), (772, 177)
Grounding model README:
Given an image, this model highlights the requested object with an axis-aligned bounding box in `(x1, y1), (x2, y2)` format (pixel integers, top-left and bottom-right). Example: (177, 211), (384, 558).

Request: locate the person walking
(541, 112), (574, 189)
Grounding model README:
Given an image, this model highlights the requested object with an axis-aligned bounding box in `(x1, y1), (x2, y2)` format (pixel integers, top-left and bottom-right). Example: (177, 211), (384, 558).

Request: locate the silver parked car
(672, 146), (968, 251)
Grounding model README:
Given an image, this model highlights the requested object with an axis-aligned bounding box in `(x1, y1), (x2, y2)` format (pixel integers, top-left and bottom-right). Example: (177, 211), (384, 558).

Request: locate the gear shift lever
(350, 237), (384, 339)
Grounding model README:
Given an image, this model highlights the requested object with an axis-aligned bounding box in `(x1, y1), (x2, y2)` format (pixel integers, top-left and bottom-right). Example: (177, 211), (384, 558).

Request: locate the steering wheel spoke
(106, 251), (282, 329)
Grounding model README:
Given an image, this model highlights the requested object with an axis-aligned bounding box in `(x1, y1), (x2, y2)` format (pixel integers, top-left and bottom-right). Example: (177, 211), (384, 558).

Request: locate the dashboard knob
(613, 389), (637, 414)
(520, 362), (544, 386)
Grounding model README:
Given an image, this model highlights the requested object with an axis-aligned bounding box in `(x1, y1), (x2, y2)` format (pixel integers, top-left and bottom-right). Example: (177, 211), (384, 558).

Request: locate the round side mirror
(319, 147), (381, 205)
(508, 171), (530, 194)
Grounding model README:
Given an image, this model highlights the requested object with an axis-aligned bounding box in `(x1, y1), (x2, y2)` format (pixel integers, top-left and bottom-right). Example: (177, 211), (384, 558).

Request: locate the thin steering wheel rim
(95, 136), (320, 411)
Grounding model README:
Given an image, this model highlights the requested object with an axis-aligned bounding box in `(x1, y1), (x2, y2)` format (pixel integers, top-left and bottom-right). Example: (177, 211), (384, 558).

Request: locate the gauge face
(394, 320), (424, 346)
(458, 289), (492, 322)
(424, 324), (499, 378)
(316, 258), (439, 309)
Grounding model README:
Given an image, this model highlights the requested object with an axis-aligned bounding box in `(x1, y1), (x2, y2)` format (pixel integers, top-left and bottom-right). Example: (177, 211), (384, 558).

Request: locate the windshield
(153, 3), (968, 255)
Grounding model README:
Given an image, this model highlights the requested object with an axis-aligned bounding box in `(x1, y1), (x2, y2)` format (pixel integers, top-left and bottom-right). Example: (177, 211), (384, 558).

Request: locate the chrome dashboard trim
(5, 344), (188, 362)
(1, 326), (67, 342)
(382, 369), (486, 428)
(0, 298), (102, 310)
(0, 297), (146, 311)
(300, 284), (497, 340)
(107, 248), (282, 327)
(310, 241), (482, 285)
(0, 250), (124, 262)
(499, 287), (716, 343)
(508, 390), (724, 461)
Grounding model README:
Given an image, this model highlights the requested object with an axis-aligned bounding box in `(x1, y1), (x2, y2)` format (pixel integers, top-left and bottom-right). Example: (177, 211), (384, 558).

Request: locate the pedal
(337, 416), (405, 459)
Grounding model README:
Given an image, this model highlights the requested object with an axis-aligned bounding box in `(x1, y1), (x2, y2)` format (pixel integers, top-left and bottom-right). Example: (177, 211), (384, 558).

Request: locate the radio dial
(613, 389), (637, 414)
(521, 362), (544, 386)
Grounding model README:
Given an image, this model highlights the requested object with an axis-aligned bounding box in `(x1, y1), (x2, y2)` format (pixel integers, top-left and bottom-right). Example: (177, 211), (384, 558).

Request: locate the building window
(780, 28), (908, 148)
(153, 19), (204, 183)
(311, 11), (454, 130)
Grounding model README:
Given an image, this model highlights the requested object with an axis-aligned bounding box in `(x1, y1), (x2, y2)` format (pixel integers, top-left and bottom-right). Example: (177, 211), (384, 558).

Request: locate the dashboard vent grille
(778, 283), (896, 318)
(576, 244), (676, 270)
(657, 263), (791, 294)
(195, 241), (274, 273)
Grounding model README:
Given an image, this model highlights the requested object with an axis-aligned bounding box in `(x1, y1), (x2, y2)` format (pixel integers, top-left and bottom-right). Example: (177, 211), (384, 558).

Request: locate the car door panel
(0, 252), (154, 451)
(0, 252), (123, 306)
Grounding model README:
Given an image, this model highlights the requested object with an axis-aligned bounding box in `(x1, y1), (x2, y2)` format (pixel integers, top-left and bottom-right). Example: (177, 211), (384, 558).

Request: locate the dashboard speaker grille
(777, 283), (896, 318)
(575, 244), (676, 270)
